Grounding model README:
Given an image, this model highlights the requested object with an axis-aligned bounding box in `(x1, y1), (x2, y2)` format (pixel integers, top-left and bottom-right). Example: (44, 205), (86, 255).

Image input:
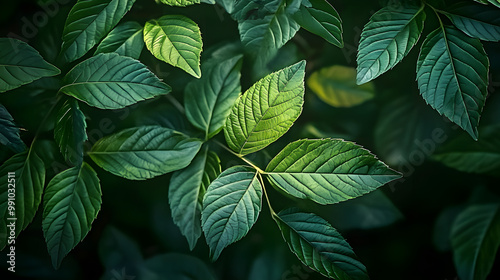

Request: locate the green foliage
(444, 2), (500, 42)
(54, 99), (87, 166)
(0, 104), (25, 153)
(95, 21), (145, 59)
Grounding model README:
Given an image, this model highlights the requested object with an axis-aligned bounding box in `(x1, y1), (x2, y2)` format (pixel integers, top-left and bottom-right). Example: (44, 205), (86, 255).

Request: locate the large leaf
(292, 0), (343, 47)
(89, 126), (202, 180)
(356, 4), (425, 84)
(144, 15), (203, 78)
(54, 99), (87, 166)
(265, 139), (401, 205)
(416, 26), (489, 140)
(0, 38), (60, 93)
(0, 104), (25, 153)
(0, 145), (45, 250)
(185, 55), (243, 139)
(444, 2), (500, 42)
(307, 65), (375, 107)
(95, 21), (145, 59)
(274, 208), (368, 280)
(42, 162), (101, 268)
(451, 203), (500, 280)
(140, 253), (216, 280)
(224, 61), (305, 155)
(60, 0), (136, 62)
(60, 53), (171, 109)
(169, 149), (221, 250)
(201, 166), (263, 261)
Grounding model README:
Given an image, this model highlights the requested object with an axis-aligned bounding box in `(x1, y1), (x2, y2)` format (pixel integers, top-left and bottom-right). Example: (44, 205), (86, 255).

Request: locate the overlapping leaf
(224, 61), (305, 155)
(54, 99), (87, 166)
(444, 2), (500, 42)
(60, 53), (171, 109)
(89, 126), (202, 180)
(356, 4), (425, 84)
(201, 166), (262, 261)
(60, 0), (136, 62)
(95, 21), (145, 59)
(0, 38), (60, 93)
(0, 104), (25, 152)
(274, 208), (368, 280)
(43, 162), (101, 268)
(265, 139), (401, 205)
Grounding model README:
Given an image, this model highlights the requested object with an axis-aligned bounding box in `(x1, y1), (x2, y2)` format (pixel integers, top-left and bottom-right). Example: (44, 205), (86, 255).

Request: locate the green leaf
(156, 0), (199, 6)
(89, 126), (202, 180)
(0, 104), (26, 153)
(43, 162), (101, 268)
(60, 0), (136, 62)
(274, 208), (368, 280)
(144, 15), (203, 78)
(473, 0), (500, 8)
(169, 149), (221, 250)
(60, 53), (171, 110)
(54, 99), (87, 166)
(292, 0), (343, 47)
(185, 55), (243, 139)
(215, 0), (235, 13)
(0, 145), (45, 250)
(451, 203), (500, 280)
(265, 139), (401, 205)
(307, 65), (375, 108)
(416, 26), (489, 140)
(141, 253), (216, 280)
(201, 166), (263, 261)
(444, 2), (500, 42)
(0, 38), (60, 93)
(224, 61), (305, 155)
(95, 21), (145, 59)
(356, 4), (425, 84)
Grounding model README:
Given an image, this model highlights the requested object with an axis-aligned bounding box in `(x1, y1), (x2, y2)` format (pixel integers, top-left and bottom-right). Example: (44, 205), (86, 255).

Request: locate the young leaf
(224, 61), (305, 155)
(292, 0), (343, 47)
(43, 162), (102, 268)
(144, 15), (203, 78)
(451, 203), (500, 280)
(356, 4), (425, 84)
(60, 0), (136, 62)
(444, 2), (500, 42)
(0, 38), (60, 93)
(185, 55), (243, 139)
(169, 149), (221, 250)
(60, 53), (171, 110)
(54, 99), (87, 166)
(265, 139), (401, 205)
(274, 208), (368, 280)
(95, 21), (145, 59)
(0, 104), (26, 153)
(88, 126), (202, 180)
(201, 166), (263, 261)
(416, 26), (489, 140)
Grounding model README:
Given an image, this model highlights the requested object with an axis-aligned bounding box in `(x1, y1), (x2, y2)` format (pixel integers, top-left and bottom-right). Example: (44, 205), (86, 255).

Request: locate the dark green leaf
(141, 253), (216, 280)
(0, 104), (26, 153)
(156, 0), (200, 6)
(444, 2), (500, 42)
(54, 99), (87, 166)
(473, 0), (500, 8)
(95, 21), (144, 59)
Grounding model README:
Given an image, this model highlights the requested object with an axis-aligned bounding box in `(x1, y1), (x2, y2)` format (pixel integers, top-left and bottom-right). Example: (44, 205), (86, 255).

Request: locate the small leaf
(0, 104), (26, 153)
(265, 139), (401, 205)
(60, 53), (171, 109)
(185, 55), (243, 139)
(201, 166), (263, 261)
(292, 0), (343, 47)
(60, 0), (136, 62)
(0, 38), (60, 93)
(274, 208), (368, 280)
(89, 126), (202, 180)
(444, 2), (500, 42)
(169, 149), (221, 250)
(156, 0), (199, 6)
(224, 61), (305, 155)
(356, 4), (425, 84)
(144, 15), (203, 78)
(307, 65), (375, 108)
(95, 21), (145, 59)
(417, 26), (489, 140)
(54, 99), (87, 166)
(451, 203), (500, 280)
(141, 253), (216, 280)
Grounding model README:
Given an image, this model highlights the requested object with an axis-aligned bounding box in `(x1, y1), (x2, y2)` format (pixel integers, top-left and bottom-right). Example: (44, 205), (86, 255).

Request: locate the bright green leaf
(54, 99), (87, 166)
(265, 139), (401, 205)
(95, 21), (145, 59)
(274, 208), (368, 280)
(0, 104), (26, 153)
(141, 253), (216, 280)
(43, 162), (101, 268)
(144, 15), (203, 78)
(0, 38), (60, 93)
(89, 126), (202, 180)
(417, 26), (489, 140)
(60, 53), (171, 110)
(224, 61), (305, 155)
(444, 2), (500, 42)
(201, 166), (263, 261)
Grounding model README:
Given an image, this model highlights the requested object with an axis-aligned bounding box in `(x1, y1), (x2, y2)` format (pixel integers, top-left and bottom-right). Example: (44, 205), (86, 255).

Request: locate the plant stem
(213, 139), (265, 173)
(259, 173), (276, 216)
